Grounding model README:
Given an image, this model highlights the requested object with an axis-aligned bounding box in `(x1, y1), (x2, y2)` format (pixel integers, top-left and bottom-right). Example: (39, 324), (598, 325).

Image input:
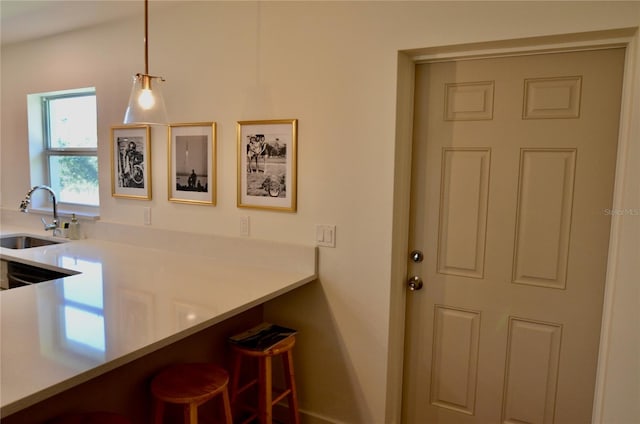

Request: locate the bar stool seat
(230, 335), (300, 424)
(151, 363), (232, 424)
(47, 412), (132, 424)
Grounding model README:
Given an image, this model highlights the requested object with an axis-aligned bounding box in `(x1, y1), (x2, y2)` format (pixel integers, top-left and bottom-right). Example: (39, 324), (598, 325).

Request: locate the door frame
(389, 28), (639, 424)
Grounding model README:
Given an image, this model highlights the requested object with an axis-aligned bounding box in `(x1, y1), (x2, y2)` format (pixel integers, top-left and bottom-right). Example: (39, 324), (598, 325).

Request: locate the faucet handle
(41, 217), (59, 232)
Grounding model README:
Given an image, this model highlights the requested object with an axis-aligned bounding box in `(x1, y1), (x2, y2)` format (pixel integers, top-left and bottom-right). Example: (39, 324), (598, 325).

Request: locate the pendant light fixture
(123, 0), (168, 125)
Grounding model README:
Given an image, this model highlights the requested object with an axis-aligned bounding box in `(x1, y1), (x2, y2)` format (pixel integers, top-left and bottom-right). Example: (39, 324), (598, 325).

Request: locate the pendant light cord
(144, 0), (149, 75)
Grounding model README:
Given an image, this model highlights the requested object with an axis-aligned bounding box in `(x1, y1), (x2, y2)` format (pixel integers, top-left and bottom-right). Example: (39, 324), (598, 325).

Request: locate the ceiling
(0, 0), (145, 46)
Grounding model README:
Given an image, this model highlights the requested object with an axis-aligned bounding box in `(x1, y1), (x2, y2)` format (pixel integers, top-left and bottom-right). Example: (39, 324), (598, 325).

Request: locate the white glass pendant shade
(123, 74), (168, 125)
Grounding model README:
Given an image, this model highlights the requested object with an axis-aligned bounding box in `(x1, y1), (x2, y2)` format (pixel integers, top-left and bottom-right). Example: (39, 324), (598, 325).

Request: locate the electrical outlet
(143, 207), (151, 225)
(240, 216), (250, 236)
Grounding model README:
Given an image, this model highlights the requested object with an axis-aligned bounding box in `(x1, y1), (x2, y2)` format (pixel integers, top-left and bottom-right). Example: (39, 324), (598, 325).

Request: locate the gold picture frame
(168, 122), (216, 205)
(237, 119), (297, 212)
(110, 125), (151, 200)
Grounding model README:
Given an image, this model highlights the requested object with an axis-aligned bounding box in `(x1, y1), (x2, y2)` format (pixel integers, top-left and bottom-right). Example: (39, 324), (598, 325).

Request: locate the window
(28, 88), (99, 210)
(44, 92), (99, 206)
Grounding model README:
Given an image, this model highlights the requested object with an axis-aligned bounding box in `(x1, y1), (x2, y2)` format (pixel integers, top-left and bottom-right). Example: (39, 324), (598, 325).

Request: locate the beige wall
(592, 23), (640, 424)
(1, 2), (638, 423)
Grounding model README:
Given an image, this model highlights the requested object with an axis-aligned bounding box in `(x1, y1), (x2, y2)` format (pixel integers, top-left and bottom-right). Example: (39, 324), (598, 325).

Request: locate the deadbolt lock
(410, 250), (424, 263)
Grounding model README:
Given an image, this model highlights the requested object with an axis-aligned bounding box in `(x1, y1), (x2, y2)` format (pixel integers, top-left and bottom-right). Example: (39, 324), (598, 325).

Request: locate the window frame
(28, 88), (100, 213)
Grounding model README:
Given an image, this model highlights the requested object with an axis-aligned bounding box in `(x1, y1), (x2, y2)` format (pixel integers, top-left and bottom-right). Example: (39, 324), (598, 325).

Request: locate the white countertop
(0, 224), (317, 417)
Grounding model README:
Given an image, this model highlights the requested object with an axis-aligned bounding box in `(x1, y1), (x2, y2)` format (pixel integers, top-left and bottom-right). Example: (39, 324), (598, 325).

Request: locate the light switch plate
(316, 224), (336, 248)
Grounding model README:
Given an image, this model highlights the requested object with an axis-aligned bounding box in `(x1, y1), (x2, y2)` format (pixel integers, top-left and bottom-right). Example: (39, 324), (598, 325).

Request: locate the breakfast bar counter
(0, 224), (317, 418)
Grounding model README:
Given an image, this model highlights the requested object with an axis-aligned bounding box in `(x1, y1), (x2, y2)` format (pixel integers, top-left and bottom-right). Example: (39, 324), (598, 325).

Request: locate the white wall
(1, 2), (638, 423)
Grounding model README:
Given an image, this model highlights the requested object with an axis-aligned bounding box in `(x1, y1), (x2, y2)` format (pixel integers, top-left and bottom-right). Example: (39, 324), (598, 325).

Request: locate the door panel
(430, 305), (481, 415)
(437, 148), (490, 279)
(403, 48), (625, 424)
(512, 148), (576, 289)
(502, 317), (562, 424)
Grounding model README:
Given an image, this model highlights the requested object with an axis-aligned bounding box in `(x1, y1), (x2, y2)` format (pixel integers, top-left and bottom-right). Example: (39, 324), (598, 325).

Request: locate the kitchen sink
(0, 234), (64, 249)
(1, 260), (75, 289)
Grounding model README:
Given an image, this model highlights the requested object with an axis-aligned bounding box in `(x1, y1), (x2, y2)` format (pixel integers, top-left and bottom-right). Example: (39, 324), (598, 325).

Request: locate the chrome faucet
(19, 185), (60, 236)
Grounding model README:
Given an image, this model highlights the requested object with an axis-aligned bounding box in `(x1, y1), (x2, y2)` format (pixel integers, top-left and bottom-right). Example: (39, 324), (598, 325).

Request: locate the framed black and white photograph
(237, 119), (297, 212)
(110, 125), (151, 199)
(168, 122), (216, 205)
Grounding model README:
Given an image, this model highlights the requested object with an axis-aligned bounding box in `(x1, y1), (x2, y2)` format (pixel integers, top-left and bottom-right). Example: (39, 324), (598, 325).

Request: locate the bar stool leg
(283, 349), (301, 424)
(153, 399), (165, 424)
(231, 353), (243, 404)
(258, 356), (273, 424)
(222, 387), (233, 424)
(185, 403), (198, 424)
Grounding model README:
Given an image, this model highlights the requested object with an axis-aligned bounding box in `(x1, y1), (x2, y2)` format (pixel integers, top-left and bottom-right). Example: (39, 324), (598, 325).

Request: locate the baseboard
(273, 403), (345, 424)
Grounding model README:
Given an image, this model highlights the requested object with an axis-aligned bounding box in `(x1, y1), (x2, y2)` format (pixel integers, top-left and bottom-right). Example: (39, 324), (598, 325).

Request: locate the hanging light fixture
(123, 0), (168, 125)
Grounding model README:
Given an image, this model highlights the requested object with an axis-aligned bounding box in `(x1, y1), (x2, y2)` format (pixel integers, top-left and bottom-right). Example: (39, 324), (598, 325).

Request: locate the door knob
(407, 276), (423, 291)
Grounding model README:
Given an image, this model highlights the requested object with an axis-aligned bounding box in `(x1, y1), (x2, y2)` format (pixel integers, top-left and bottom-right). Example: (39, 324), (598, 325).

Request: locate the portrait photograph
(110, 125), (151, 200)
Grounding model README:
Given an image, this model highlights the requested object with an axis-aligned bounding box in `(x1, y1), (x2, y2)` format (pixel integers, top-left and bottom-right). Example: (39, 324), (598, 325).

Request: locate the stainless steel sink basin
(0, 235), (64, 249)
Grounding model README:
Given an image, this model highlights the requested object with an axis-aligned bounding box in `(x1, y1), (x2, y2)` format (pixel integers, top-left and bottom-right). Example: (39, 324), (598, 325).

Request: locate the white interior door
(402, 48), (625, 424)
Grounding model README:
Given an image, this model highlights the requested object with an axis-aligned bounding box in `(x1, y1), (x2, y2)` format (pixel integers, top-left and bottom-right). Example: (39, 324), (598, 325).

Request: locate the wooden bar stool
(230, 335), (300, 424)
(150, 363), (232, 424)
(47, 412), (132, 423)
